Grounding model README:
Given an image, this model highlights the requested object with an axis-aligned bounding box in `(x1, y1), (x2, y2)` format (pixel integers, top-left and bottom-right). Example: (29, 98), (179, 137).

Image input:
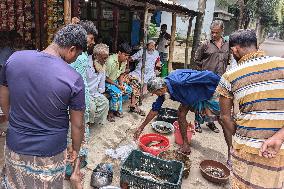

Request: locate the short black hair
(79, 20), (98, 37)
(229, 29), (257, 48)
(161, 24), (167, 28)
(118, 43), (132, 54)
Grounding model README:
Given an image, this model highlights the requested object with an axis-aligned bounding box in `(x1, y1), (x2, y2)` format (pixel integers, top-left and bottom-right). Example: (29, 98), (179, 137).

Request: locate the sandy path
(64, 95), (229, 189)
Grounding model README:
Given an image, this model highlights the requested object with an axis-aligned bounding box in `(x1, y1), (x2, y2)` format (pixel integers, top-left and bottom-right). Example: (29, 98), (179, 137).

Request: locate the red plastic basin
(138, 133), (170, 156)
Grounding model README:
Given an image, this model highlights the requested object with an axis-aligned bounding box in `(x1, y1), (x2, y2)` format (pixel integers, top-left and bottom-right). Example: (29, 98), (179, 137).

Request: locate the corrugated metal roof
(105, 0), (198, 16)
(147, 0), (197, 15)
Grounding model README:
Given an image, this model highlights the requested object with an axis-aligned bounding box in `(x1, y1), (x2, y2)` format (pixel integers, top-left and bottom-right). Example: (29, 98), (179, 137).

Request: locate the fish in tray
(155, 124), (172, 132)
(152, 121), (174, 133)
(133, 170), (165, 182)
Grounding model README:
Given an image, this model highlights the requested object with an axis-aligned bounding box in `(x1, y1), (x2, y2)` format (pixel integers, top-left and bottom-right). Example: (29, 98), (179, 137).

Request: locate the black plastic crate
(120, 150), (184, 189)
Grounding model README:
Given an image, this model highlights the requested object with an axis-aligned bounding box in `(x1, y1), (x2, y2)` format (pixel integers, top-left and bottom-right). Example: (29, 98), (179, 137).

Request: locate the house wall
(160, 0), (216, 39)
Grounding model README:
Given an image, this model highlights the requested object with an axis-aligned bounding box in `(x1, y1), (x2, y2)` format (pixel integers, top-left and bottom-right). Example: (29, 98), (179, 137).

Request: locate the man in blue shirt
(134, 69), (221, 154)
(0, 24), (87, 188)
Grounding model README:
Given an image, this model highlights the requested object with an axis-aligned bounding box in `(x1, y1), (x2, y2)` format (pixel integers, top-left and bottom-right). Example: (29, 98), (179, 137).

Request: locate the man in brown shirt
(193, 20), (229, 133)
(194, 20), (230, 76)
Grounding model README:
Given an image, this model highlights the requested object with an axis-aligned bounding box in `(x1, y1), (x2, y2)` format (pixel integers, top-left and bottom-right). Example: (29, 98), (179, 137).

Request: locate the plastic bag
(91, 163), (113, 188)
(105, 142), (137, 161)
(100, 186), (121, 189)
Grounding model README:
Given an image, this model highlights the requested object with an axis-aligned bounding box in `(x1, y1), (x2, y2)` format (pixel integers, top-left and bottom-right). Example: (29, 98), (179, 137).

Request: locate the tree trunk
(255, 17), (262, 46)
(139, 3), (149, 105)
(185, 16), (194, 68)
(190, 0), (207, 68)
(168, 13), (176, 72)
(238, 0), (244, 29)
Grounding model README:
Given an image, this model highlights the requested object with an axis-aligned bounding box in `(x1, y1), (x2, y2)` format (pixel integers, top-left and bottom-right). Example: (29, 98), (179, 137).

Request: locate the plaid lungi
(1, 146), (66, 189)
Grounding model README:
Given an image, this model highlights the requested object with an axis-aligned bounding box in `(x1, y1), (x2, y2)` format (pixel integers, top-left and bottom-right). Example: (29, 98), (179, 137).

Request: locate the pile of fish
(204, 166), (225, 178)
(133, 170), (165, 182)
(155, 124), (172, 132)
(146, 141), (165, 150)
(158, 150), (191, 179)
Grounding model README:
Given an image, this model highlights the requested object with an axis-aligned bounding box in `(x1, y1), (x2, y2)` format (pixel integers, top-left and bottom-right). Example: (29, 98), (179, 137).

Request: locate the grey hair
(53, 24), (87, 50)
(93, 43), (109, 55)
(210, 20), (224, 30)
(147, 77), (166, 93)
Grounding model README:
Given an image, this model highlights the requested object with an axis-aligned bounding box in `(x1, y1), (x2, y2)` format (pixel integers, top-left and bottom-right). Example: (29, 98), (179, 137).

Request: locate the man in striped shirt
(217, 29), (284, 189)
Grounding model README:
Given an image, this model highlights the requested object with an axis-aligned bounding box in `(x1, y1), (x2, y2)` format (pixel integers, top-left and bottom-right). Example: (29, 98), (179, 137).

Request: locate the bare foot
(107, 112), (115, 122)
(179, 145), (191, 155)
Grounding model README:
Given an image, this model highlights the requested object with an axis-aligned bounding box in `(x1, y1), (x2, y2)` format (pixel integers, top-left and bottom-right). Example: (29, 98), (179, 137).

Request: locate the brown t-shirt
(194, 39), (230, 76)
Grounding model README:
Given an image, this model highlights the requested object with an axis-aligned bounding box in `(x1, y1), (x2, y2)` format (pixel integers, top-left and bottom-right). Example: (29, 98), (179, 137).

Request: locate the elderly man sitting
(129, 40), (161, 84)
(122, 40), (160, 116)
(87, 43), (109, 126)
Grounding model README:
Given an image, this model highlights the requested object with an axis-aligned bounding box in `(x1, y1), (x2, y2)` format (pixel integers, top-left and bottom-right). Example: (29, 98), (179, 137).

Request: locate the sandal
(114, 112), (124, 118)
(207, 122), (220, 133)
(0, 131), (6, 137)
(129, 106), (146, 116)
(194, 122), (202, 133)
(107, 115), (115, 122)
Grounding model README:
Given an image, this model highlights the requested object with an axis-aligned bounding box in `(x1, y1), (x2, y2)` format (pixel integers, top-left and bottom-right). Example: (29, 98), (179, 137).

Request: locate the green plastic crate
(120, 150), (184, 189)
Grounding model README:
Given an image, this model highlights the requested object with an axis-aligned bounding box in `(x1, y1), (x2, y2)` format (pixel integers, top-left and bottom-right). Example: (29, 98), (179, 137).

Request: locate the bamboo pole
(139, 2), (149, 105)
(168, 12), (176, 72)
(64, 0), (72, 24)
(185, 16), (194, 68)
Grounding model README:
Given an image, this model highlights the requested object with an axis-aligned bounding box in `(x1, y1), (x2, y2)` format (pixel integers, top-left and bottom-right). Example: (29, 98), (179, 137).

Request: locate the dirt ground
(62, 95), (229, 189)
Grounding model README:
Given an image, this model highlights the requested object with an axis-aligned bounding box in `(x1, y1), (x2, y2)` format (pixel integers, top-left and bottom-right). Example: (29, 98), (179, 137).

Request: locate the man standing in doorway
(194, 20), (230, 133)
(156, 24), (171, 63)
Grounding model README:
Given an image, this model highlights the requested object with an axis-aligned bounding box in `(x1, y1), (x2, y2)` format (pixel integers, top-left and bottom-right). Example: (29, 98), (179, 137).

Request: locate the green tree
(148, 23), (158, 39)
(276, 0), (284, 39)
(218, 0), (282, 42)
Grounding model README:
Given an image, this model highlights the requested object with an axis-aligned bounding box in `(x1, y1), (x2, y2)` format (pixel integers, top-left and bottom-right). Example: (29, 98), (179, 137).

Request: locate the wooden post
(168, 12), (176, 72)
(139, 3), (149, 105)
(64, 0), (72, 24)
(34, 0), (41, 50)
(97, 0), (101, 33)
(71, 0), (80, 18)
(113, 7), (119, 52)
(39, 0), (45, 49)
(185, 16), (194, 68)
